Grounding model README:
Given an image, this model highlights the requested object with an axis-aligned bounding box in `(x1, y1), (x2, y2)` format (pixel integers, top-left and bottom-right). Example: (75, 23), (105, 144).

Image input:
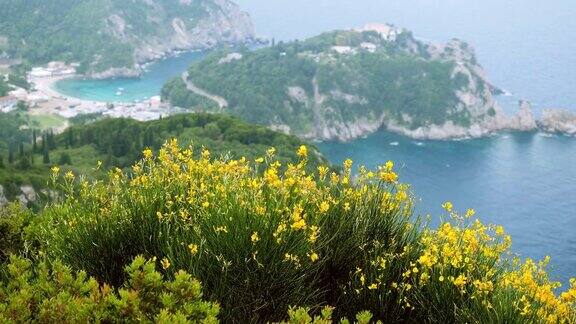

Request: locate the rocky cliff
(0, 0), (255, 78)
(101, 0), (255, 78)
(167, 23), (535, 141)
(537, 109), (576, 136)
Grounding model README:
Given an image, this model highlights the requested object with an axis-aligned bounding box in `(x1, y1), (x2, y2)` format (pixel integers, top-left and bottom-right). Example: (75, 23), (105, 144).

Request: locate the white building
(331, 46), (354, 54)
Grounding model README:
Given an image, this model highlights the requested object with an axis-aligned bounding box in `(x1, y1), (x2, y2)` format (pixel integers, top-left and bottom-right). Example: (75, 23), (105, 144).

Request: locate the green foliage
(31, 141), (416, 321)
(0, 113), (327, 203)
(0, 204), (34, 263)
(7, 73), (30, 90)
(57, 113), (327, 171)
(164, 30), (470, 135)
(0, 78), (9, 97)
(0, 255), (219, 323)
(2, 142), (576, 322)
(0, 0), (210, 73)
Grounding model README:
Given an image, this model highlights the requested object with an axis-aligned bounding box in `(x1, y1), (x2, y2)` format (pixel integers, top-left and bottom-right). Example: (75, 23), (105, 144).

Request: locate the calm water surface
(54, 51), (206, 102)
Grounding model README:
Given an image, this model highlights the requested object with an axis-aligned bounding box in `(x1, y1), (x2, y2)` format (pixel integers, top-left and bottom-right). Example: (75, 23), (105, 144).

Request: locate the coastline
(29, 74), (576, 141)
(24, 73), (176, 125)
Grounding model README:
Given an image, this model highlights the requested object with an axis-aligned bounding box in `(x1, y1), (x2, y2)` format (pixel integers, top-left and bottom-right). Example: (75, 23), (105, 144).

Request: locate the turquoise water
(318, 132), (576, 283)
(54, 51), (206, 102)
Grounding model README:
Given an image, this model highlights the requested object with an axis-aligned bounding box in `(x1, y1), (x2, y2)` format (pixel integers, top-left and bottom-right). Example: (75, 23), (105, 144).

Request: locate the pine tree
(43, 144), (50, 164)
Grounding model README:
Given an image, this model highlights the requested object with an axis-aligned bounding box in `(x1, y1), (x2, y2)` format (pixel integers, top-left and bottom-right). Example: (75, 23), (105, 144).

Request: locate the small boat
(116, 91), (122, 96)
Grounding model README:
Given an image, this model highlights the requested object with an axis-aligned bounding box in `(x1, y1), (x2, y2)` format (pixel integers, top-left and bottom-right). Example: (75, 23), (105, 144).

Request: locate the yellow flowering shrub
(27, 139), (576, 322)
(36, 139), (415, 322)
(402, 204), (576, 323)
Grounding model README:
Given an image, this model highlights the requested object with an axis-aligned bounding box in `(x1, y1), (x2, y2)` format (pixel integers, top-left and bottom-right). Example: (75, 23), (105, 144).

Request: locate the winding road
(181, 72), (228, 111)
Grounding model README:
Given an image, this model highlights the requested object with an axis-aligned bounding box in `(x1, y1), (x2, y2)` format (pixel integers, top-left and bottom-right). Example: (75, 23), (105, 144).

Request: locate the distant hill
(0, 0), (254, 77)
(0, 113), (328, 205)
(163, 24), (516, 141)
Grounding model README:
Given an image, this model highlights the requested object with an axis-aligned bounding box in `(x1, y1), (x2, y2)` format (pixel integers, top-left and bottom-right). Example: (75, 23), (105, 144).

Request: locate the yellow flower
(266, 147), (276, 157)
(255, 157), (265, 163)
(64, 171), (75, 180)
(51, 166), (60, 174)
(368, 283), (378, 290)
(495, 225), (505, 236)
(465, 208), (476, 218)
(442, 201), (453, 212)
(309, 225), (319, 243)
(317, 166), (329, 179)
(385, 160), (394, 171)
(379, 171), (398, 183)
(453, 274), (467, 288)
(343, 159), (353, 170)
(188, 244), (199, 255)
(309, 252), (319, 262)
(251, 232), (260, 243)
(201, 148), (211, 160)
(439, 276), (445, 282)
(297, 145), (308, 158)
(343, 202), (351, 212)
(319, 201), (330, 213)
(291, 218), (307, 230)
(161, 257), (171, 270)
(202, 201), (210, 208)
(143, 148), (153, 159)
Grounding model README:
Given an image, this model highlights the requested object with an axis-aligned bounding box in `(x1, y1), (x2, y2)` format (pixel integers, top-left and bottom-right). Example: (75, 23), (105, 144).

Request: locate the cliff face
(170, 22), (536, 141)
(124, 0), (254, 64)
(537, 109), (576, 136)
(285, 25), (541, 141)
(95, 0), (255, 77)
(0, 0), (255, 78)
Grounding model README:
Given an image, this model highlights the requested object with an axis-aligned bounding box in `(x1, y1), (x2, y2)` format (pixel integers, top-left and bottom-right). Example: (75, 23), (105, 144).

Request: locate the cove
(54, 51), (207, 103)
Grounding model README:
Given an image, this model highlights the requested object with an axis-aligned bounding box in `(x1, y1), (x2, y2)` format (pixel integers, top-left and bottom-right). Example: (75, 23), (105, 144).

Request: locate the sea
(55, 0), (576, 284)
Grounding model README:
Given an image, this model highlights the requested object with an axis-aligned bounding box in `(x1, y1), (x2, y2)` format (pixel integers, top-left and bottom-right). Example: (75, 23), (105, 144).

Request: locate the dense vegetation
(0, 112), (327, 202)
(1, 142), (575, 322)
(163, 30), (473, 137)
(0, 0), (210, 73)
(0, 78), (8, 97)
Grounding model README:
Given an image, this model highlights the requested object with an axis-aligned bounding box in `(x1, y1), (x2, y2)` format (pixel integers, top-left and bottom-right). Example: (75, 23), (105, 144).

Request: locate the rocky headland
(537, 109), (576, 136)
(95, 0), (256, 78)
(0, 0), (256, 79)
(166, 23), (559, 142)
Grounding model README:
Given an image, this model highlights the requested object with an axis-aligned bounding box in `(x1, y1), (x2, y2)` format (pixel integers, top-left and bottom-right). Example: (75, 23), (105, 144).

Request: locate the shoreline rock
(537, 109), (576, 136)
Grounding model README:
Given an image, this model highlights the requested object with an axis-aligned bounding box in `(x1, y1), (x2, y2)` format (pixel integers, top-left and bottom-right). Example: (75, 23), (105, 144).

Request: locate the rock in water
(537, 109), (576, 136)
(508, 100), (537, 131)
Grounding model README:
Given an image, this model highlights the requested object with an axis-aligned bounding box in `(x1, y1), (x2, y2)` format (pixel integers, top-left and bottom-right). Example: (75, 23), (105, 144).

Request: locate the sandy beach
(24, 73), (175, 123)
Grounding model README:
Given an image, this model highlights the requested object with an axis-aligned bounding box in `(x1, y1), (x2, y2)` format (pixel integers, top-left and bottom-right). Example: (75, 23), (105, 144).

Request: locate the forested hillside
(0, 0), (254, 75)
(163, 26), (504, 141)
(0, 112), (327, 203)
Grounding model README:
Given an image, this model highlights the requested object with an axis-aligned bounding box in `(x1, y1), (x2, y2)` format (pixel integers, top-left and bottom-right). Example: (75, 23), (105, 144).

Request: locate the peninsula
(163, 23), (545, 141)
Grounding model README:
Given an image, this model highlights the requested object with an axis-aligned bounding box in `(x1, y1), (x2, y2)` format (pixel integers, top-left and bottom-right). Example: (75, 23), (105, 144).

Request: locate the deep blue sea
(58, 0), (576, 283)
